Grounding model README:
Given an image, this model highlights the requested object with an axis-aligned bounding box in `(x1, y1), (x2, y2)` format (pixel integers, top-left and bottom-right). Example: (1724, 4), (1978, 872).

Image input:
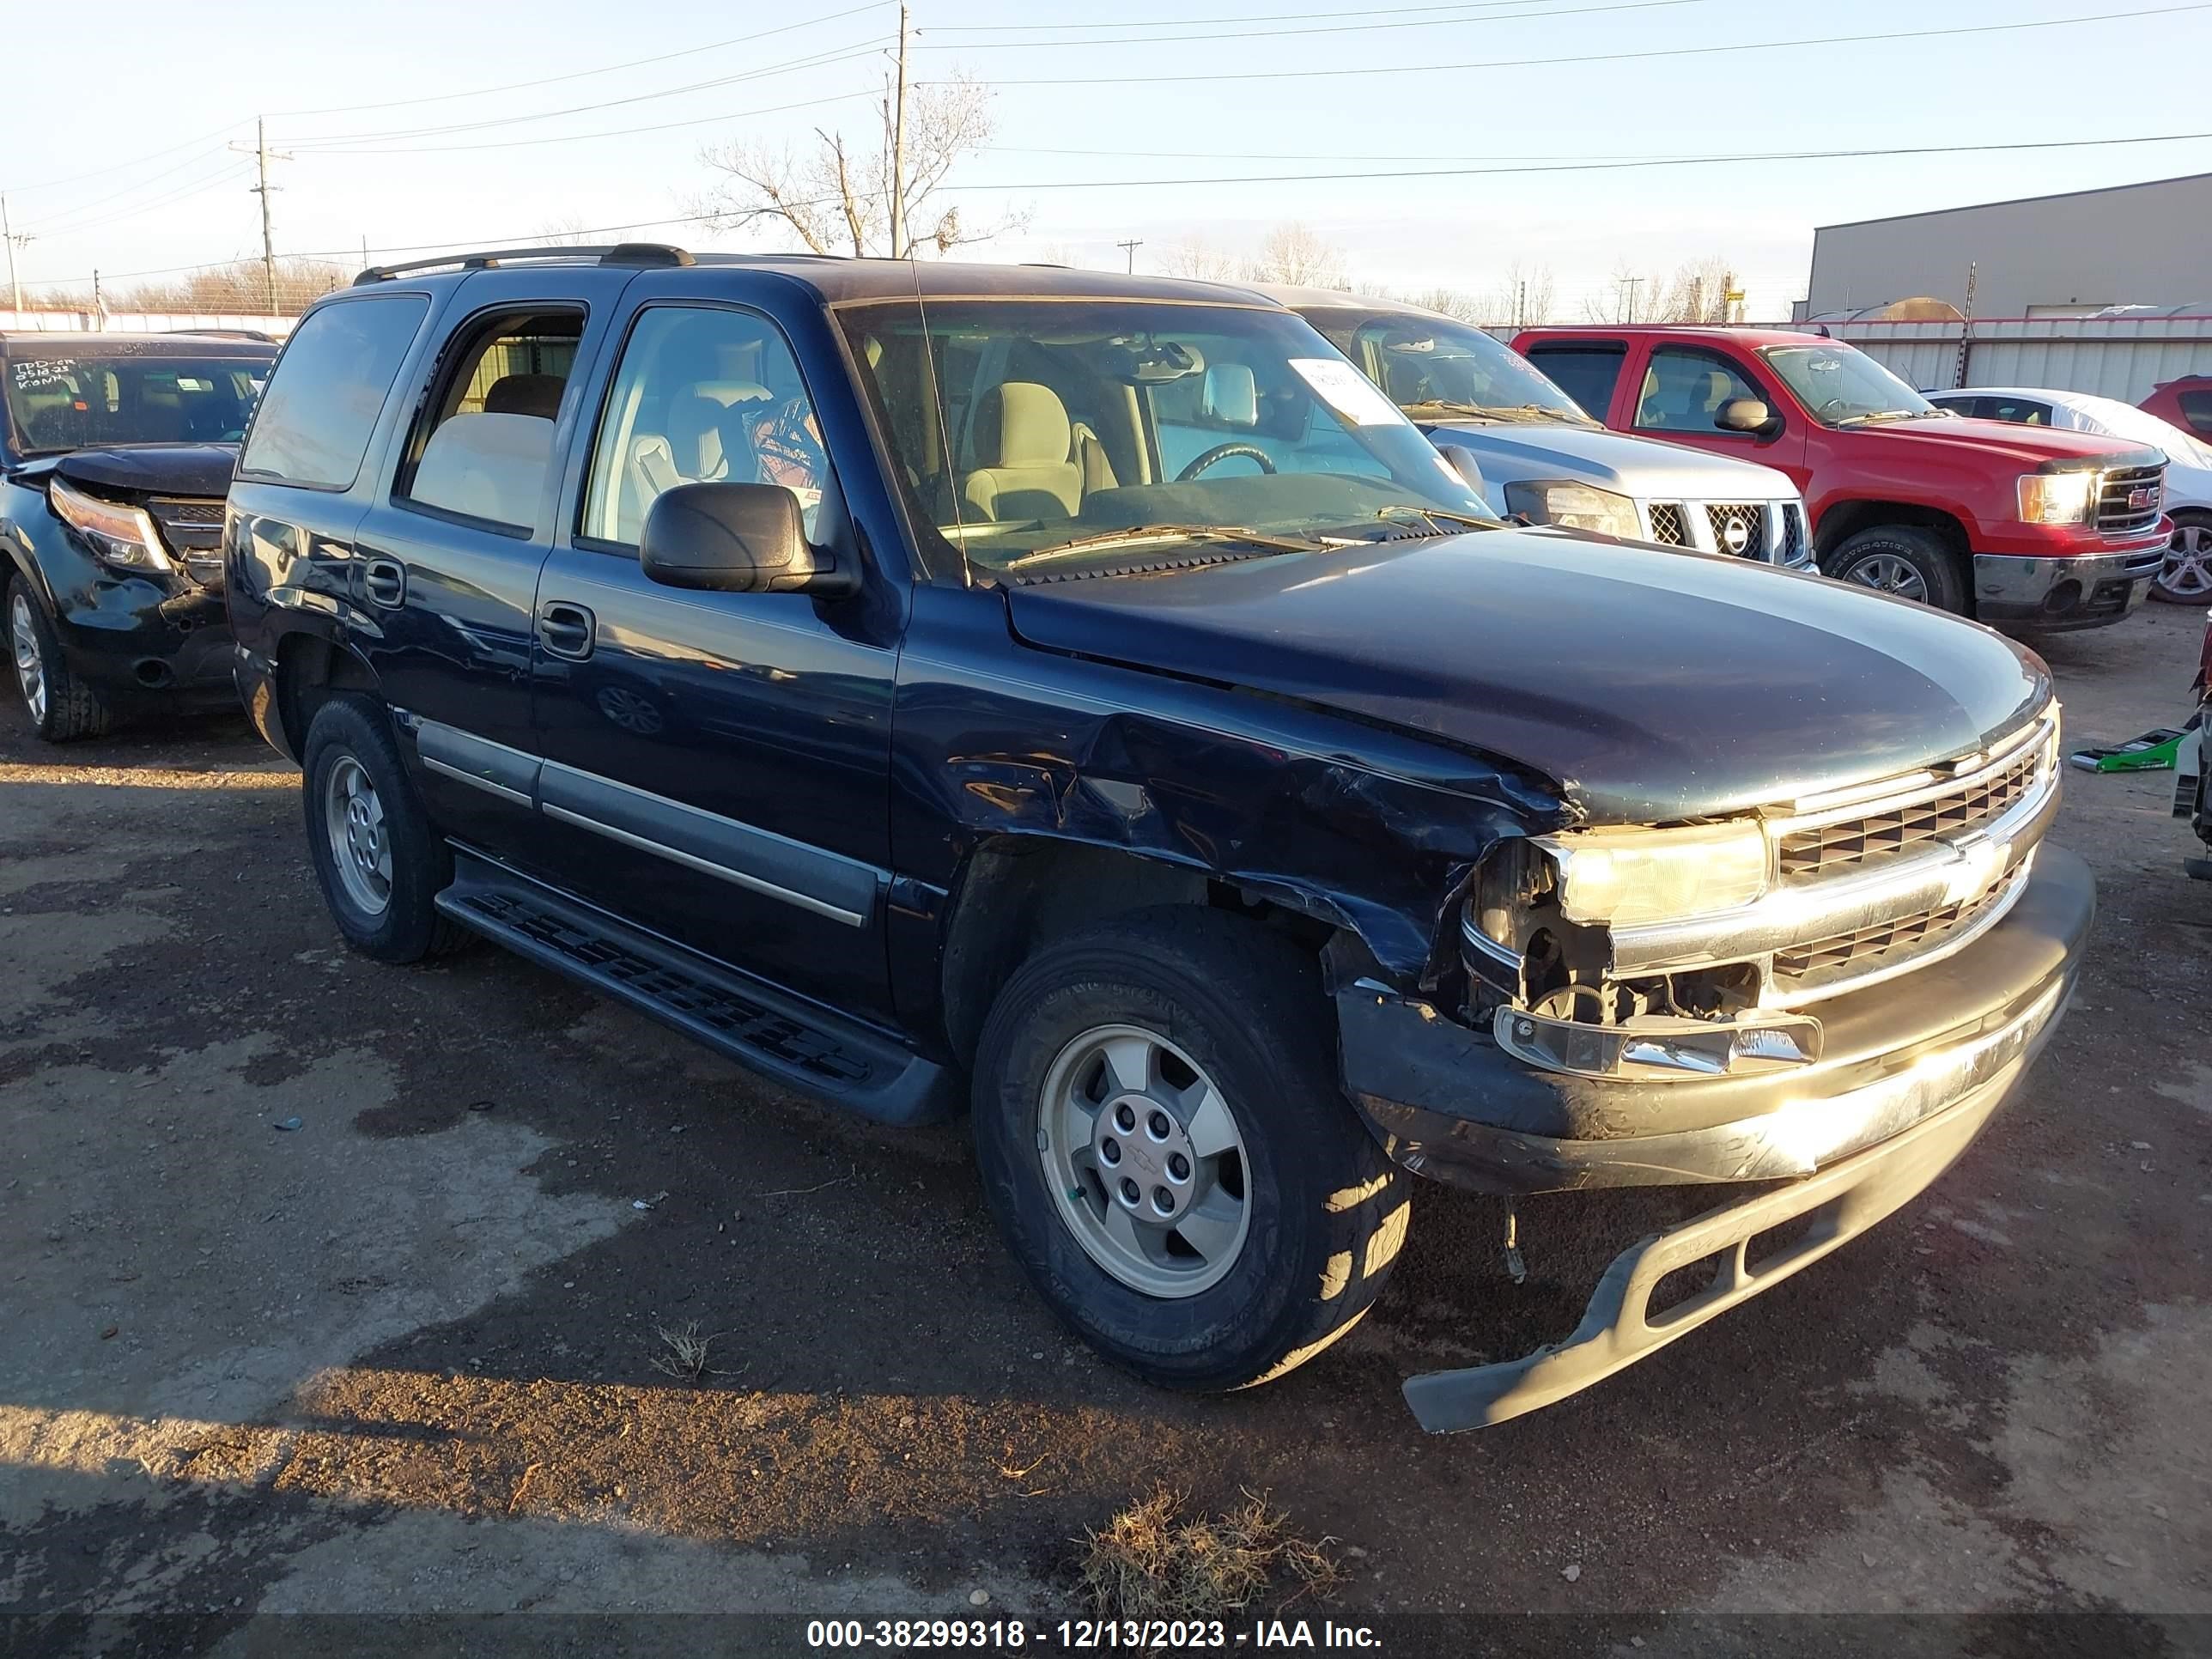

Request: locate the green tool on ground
(2067, 726), (2191, 773)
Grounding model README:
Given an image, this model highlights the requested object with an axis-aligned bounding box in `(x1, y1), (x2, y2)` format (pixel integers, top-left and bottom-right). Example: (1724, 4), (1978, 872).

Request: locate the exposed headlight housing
(1504, 480), (1642, 539)
(1537, 820), (1771, 928)
(2016, 469), (2097, 526)
(49, 477), (173, 572)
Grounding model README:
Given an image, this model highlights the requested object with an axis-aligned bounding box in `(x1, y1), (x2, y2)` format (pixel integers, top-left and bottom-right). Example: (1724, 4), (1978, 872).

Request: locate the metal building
(1802, 172), (2212, 320)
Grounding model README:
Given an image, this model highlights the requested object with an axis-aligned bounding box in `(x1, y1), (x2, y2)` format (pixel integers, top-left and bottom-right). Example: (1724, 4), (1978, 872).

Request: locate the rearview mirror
(640, 483), (857, 598)
(1717, 398), (1774, 435)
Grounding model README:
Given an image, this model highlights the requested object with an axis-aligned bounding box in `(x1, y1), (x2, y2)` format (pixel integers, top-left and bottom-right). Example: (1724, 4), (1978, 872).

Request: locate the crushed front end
(1333, 708), (2093, 1430)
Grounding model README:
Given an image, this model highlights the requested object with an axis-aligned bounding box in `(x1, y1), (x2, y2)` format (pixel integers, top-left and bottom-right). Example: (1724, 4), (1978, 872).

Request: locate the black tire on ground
(300, 694), (470, 963)
(1822, 524), (1967, 613)
(970, 907), (1408, 1393)
(2153, 509), (2212, 605)
(5, 575), (116, 743)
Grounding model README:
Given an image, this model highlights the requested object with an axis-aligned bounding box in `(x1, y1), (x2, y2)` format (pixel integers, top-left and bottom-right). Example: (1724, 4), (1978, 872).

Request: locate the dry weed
(1077, 1486), (1341, 1620)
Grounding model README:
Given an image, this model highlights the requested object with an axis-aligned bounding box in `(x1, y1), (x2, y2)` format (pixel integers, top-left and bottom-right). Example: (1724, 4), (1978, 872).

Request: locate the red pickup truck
(1515, 325), (2170, 630)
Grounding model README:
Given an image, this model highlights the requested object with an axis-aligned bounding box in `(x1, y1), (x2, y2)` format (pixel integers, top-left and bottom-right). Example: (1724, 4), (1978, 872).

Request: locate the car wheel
(6, 577), (115, 743)
(971, 907), (1409, 1392)
(301, 695), (470, 963)
(2154, 511), (2212, 604)
(1824, 525), (1966, 612)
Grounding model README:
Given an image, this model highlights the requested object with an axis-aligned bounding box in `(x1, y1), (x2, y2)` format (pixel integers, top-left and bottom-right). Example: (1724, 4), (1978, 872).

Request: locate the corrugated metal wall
(1809, 315), (2212, 400)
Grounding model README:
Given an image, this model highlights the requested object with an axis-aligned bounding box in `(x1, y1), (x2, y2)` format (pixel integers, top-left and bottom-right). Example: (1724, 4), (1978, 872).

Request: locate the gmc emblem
(2129, 484), (2160, 512)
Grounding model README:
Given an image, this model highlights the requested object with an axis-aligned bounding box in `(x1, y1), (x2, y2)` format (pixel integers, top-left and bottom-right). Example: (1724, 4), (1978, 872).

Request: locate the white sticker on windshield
(1291, 357), (1403, 427)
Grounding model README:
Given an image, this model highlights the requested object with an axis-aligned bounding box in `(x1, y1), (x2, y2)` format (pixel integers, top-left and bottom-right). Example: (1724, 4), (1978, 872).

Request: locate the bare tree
(1480, 261), (1555, 328)
(1404, 286), (1485, 322)
(695, 75), (1019, 258)
(1158, 236), (1242, 282)
(533, 215), (597, 246)
(1243, 222), (1345, 289)
(1583, 260), (1662, 325)
(1650, 256), (1743, 325)
(35, 257), (345, 316)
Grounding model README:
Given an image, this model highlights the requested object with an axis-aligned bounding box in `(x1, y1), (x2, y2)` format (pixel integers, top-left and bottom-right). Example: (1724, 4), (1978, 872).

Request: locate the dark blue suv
(226, 245), (2092, 1431)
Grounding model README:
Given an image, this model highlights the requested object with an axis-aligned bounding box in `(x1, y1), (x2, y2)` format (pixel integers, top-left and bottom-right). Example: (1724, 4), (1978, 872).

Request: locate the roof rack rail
(353, 242), (695, 286)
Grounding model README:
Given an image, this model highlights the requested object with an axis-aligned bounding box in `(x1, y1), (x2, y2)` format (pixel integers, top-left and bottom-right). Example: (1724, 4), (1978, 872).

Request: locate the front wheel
(1823, 524), (1966, 612)
(971, 908), (1409, 1392)
(301, 696), (469, 963)
(2154, 511), (2212, 604)
(7, 578), (115, 742)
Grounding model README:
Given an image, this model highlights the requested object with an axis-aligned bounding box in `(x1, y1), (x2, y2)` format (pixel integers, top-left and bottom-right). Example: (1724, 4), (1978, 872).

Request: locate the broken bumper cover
(1973, 546), (2162, 629)
(1335, 845), (2091, 1430)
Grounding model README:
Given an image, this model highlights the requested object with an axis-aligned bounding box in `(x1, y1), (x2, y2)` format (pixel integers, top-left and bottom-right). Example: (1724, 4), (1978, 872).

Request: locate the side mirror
(640, 482), (856, 598)
(1717, 398), (1775, 435)
(1437, 443), (1487, 499)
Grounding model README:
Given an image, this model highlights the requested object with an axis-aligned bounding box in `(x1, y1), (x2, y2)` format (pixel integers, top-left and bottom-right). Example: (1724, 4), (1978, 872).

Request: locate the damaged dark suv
(226, 247), (2090, 1430)
(3, 331), (276, 739)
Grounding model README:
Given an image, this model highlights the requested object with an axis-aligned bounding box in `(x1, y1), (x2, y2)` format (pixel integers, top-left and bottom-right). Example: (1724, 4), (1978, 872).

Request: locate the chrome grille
(1705, 503), (1766, 559)
(1772, 876), (2014, 987)
(1778, 738), (2044, 878)
(1647, 502), (1686, 545)
(1778, 503), (1807, 564)
(2096, 464), (2163, 532)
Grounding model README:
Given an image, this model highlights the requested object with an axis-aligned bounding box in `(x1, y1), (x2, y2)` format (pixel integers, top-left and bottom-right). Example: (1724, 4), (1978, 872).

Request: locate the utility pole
(1516, 278), (1526, 330)
(1116, 237), (1143, 274)
(1621, 275), (1641, 324)
(1, 195), (28, 315)
(890, 3), (911, 258)
(231, 118), (293, 313)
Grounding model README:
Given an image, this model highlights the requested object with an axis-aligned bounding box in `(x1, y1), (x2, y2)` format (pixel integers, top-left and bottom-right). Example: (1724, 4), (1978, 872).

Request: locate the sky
(5, 0), (2212, 321)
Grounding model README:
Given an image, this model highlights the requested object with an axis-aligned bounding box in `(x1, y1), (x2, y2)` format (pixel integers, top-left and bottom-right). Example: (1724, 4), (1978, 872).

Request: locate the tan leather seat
(962, 382), (1084, 521)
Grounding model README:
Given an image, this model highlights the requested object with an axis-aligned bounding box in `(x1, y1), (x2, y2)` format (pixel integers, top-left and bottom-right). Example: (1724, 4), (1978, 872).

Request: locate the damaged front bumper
(1336, 843), (2092, 1429)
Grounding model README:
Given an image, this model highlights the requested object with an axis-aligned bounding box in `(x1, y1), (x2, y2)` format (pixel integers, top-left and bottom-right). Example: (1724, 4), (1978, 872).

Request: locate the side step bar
(436, 850), (957, 1127)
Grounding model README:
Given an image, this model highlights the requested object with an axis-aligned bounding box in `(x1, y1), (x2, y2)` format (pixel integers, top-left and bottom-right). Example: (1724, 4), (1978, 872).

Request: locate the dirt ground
(2, 599), (2208, 1656)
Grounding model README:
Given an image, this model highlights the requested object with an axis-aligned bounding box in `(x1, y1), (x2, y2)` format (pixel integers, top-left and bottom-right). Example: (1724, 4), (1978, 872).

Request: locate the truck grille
(146, 496), (227, 585)
(2095, 464), (2163, 532)
(1779, 503), (1807, 563)
(1777, 736), (2045, 878)
(1647, 503), (1686, 545)
(1771, 873), (2017, 988)
(1705, 503), (1766, 559)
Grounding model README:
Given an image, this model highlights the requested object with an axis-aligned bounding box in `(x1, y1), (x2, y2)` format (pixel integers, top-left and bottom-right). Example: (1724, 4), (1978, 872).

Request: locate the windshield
(1306, 307), (1590, 423)
(4, 345), (271, 455)
(836, 299), (1497, 580)
(1759, 343), (1937, 427)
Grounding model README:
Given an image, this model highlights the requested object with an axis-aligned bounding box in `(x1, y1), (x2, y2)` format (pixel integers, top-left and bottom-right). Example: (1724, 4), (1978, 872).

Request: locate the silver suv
(1269, 287), (1814, 568)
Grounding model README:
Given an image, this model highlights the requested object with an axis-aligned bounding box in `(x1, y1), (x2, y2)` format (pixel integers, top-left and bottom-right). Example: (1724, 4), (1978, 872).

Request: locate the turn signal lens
(2016, 471), (2096, 526)
(1540, 821), (1771, 927)
(50, 477), (173, 571)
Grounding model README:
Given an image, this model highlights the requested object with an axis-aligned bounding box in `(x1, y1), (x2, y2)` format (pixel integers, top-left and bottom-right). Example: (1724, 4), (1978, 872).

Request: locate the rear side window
(241, 295), (428, 489)
(1524, 343), (1626, 419)
(397, 309), (582, 534)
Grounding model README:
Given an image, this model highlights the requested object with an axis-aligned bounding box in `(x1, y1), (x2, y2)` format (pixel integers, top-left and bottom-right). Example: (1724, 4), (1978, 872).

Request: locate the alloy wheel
(1039, 1023), (1251, 1298)
(1842, 551), (1929, 604)
(2160, 523), (2212, 600)
(9, 592), (46, 726)
(324, 753), (393, 915)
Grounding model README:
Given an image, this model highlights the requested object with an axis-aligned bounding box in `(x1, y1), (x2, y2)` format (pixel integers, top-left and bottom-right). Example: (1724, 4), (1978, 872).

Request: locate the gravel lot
(2, 601), (2208, 1655)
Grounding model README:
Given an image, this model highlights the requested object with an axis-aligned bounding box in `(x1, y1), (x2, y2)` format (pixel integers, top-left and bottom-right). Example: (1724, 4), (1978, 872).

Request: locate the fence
(0, 310), (295, 338)
(1804, 313), (2212, 403)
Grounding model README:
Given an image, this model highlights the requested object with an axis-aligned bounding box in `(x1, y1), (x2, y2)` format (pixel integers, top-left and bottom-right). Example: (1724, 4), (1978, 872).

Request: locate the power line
(929, 0), (1579, 26)
(923, 0), (1713, 49)
(915, 3), (2212, 87)
(289, 89), (878, 158)
(13, 163), (257, 245)
(0, 120), (252, 197)
(264, 2), (890, 118)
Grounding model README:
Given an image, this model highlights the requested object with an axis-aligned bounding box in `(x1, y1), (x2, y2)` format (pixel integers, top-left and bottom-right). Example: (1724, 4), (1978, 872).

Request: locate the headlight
(1538, 821), (1771, 927)
(2016, 470), (2097, 526)
(1504, 480), (1641, 539)
(49, 477), (173, 572)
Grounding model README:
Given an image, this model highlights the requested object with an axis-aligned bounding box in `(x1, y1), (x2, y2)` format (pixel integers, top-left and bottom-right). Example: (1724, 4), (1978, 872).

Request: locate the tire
(2154, 509), (2212, 604)
(6, 576), (116, 742)
(300, 695), (469, 963)
(971, 907), (1408, 1393)
(1823, 524), (1966, 613)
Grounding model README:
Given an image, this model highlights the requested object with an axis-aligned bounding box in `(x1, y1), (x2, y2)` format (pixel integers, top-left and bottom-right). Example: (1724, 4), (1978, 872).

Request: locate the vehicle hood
(43, 443), (238, 499)
(1862, 416), (2163, 471)
(1002, 528), (2049, 823)
(1424, 419), (1799, 501)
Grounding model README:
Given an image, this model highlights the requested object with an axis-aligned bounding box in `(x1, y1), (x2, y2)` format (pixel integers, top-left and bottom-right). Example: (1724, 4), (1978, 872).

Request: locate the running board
(436, 851), (957, 1126)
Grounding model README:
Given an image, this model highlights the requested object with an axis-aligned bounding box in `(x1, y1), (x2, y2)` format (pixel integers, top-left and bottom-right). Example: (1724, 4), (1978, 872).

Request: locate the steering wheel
(1176, 442), (1277, 483)
(1817, 397), (1849, 418)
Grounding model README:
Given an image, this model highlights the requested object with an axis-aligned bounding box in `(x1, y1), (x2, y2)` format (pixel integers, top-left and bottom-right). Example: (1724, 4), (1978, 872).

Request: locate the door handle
(538, 600), (596, 662)
(362, 557), (406, 608)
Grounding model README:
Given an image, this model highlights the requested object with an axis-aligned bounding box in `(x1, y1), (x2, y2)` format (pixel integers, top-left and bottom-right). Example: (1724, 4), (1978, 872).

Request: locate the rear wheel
(2154, 510), (2212, 604)
(301, 696), (469, 963)
(1824, 524), (1966, 613)
(7, 578), (116, 743)
(971, 908), (1408, 1392)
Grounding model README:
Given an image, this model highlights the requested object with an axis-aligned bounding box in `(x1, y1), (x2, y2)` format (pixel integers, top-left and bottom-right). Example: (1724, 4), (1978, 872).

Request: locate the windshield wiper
(1833, 410), (1924, 428)
(1375, 503), (1499, 535)
(1401, 400), (1585, 425)
(1007, 523), (1326, 568)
